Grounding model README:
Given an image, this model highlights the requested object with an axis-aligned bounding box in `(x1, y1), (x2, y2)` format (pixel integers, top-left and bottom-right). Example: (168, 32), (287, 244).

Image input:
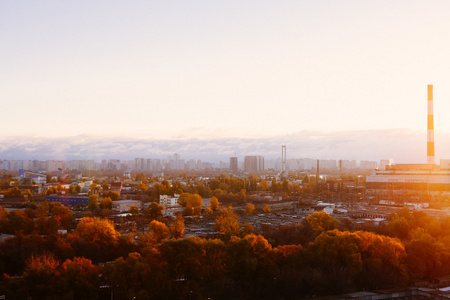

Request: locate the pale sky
(2, 1), (450, 148)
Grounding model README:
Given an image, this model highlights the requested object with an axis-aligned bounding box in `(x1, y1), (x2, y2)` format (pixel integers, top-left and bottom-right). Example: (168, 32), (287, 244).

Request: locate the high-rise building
(244, 156), (264, 172)
(230, 157), (238, 173)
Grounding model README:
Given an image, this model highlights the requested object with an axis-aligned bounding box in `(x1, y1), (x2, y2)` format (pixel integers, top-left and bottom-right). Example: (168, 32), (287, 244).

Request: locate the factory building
(366, 85), (450, 197)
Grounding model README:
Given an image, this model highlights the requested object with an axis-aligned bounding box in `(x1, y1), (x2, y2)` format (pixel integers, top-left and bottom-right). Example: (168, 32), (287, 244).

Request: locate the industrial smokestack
(316, 159), (319, 186)
(427, 84), (435, 164)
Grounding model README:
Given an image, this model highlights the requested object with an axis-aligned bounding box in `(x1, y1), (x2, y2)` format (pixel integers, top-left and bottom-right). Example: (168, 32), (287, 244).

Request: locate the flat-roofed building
(366, 163), (450, 196)
(111, 200), (142, 212)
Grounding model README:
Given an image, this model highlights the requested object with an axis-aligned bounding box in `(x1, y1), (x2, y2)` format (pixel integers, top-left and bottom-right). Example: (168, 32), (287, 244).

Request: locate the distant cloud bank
(0, 129), (448, 163)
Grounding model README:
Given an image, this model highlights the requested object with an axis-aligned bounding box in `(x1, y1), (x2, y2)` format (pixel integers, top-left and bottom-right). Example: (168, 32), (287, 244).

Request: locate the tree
(68, 185), (75, 194)
(177, 192), (190, 207)
(263, 205), (271, 213)
(46, 187), (57, 195)
(307, 230), (363, 293)
(145, 201), (164, 220)
(50, 203), (74, 230)
(355, 230), (408, 289)
(186, 193), (203, 215)
(209, 196), (219, 212)
(60, 257), (100, 299)
(245, 203), (255, 215)
(215, 206), (241, 238)
(72, 217), (120, 262)
(305, 211), (338, 236)
(106, 191), (120, 201)
(170, 213), (185, 238)
(137, 182), (149, 193)
(148, 220), (170, 244)
(23, 189), (33, 198)
(259, 180), (269, 191)
(23, 253), (60, 299)
(5, 187), (22, 198)
(129, 205), (140, 218)
(88, 194), (99, 211)
(75, 217), (120, 245)
(99, 197), (112, 209)
(102, 182), (109, 191)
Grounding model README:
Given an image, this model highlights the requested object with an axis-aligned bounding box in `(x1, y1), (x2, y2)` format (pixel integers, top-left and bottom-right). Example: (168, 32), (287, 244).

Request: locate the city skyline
(2, 1), (450, 144)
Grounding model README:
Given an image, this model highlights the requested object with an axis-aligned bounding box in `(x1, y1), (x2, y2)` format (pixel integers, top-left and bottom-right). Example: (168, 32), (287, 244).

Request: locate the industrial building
(366, 85), (450, 197)
(45, 196), (89, 207)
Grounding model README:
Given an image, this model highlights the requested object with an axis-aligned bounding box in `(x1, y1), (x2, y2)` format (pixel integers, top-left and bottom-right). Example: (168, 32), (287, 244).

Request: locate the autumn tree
(50, 203), (74, 230)
(306, 230), (363, 294)
(177, 192), (190, 207)
(209, 196), (219, 212)
(129, 205), (140, 219)
(259, 179), (269, 191)
(186, 193), (203, 215)
(245, 203), (255, 215)
(88, 194), (99, 211)
(169, 213), (185, 238)
(305, 211), (338, 237)
(71, 217), (120, 262)
(60, 257), (100, 299)
(148, 220), (170, 244)
(23, 253), (60, 299)
(355, 230), (408, 289)
(137, 182), (149, 193)
(144, 201), (164, 220)
(215, 206), (241, 238)
(5, 187), (22, 198)
(106, 190), (120, 201)
(99, 196), (112, 209)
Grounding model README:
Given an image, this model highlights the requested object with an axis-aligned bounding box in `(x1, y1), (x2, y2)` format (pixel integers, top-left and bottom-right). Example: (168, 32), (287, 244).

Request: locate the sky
(1, 1), (450, 162)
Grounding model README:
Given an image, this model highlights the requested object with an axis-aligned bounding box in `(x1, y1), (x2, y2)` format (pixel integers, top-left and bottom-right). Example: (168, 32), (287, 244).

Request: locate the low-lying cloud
(0, 129), (448, 163)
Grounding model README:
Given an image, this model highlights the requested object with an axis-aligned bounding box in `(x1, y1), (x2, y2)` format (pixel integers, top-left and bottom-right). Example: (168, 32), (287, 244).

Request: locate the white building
(159, 194), (180, 207)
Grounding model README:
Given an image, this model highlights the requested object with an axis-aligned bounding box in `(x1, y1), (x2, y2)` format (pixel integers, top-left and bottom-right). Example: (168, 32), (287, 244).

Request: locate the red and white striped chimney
(427, 84), (435, 164)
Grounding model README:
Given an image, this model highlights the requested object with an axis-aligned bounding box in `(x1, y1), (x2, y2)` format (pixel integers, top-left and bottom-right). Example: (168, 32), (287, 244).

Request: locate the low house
(111, 200), (142, 212)
(110, 182), (123, 195)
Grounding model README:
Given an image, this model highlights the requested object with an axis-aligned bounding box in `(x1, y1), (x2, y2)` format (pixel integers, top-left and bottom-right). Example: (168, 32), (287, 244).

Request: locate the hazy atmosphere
(2, 1), (450, 162)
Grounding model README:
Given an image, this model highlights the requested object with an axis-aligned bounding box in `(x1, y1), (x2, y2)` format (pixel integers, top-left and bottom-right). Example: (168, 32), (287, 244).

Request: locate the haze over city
(2, 1), (450, 162)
